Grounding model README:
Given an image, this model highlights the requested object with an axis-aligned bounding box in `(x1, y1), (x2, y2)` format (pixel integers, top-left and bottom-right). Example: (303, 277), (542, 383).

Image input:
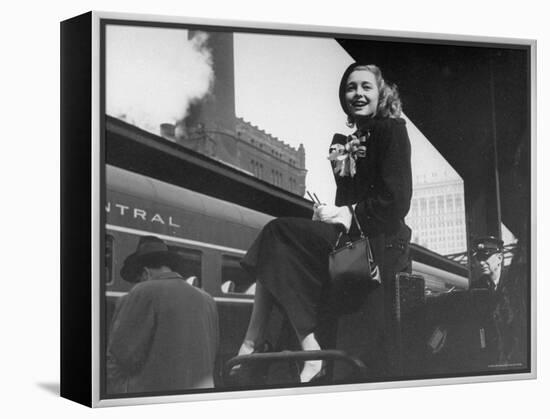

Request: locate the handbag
(328, 206), (381, 288)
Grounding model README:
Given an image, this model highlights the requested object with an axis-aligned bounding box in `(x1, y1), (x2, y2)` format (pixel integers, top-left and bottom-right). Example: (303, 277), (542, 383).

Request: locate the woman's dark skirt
(240, 217), (342, 338)
(241, 215), (411, 374)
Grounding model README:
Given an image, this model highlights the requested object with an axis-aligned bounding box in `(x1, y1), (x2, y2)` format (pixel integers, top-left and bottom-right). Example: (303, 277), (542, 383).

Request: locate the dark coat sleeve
(356, 119), (412, 229)
(107, 285), (156, 376)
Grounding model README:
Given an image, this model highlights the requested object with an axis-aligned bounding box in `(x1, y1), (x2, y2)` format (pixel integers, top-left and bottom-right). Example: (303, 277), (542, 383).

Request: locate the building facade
(235, 118), (306, 195)
(406, 175), (467, 256)
(159, 116), (307, 196)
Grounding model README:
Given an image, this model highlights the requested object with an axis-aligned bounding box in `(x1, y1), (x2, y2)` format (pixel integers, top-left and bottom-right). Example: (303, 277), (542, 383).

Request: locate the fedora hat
(120, 235), (185, 283)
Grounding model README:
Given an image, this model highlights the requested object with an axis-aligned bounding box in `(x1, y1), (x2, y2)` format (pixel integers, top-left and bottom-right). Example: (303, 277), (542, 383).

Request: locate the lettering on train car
(105, 201), (181, 228)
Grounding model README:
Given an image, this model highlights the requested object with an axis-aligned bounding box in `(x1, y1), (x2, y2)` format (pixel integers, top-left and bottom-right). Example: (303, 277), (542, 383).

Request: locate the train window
(105, 234), (114, 286)
(167, 246), (202, 287)
(221, 255), (255, 295)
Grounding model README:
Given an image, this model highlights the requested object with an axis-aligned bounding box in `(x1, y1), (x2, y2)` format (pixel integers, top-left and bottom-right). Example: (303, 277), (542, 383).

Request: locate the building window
(270, 169), (283, 186)
(251, 160), (264, 179)
(446, 196), (453, 211)
(289, 177), (296, 192)
(250, 160), (257, 177)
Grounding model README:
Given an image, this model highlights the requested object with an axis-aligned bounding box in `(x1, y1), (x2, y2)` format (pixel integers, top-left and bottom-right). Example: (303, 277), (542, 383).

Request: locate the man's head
(120, 235), (184, 283)
(471, 236), (504, 282)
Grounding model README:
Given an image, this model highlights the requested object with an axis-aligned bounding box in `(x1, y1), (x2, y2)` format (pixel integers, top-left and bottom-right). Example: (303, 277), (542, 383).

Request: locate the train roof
(107, 165), (273, 231)
(106, 115), (313, 219)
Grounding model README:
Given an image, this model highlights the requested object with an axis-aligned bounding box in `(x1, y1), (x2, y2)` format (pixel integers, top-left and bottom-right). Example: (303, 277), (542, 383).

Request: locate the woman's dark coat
(331, 117), (412, 267)
(330, 117), (413, 378)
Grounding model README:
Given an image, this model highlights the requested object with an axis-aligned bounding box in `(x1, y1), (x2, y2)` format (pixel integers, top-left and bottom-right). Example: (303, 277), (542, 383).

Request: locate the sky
(106, 25), (213, 133)
(233, 32), (356, 204)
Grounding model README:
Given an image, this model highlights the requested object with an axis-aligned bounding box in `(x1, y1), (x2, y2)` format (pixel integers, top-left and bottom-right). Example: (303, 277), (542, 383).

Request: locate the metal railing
(222, 349), (367, 387)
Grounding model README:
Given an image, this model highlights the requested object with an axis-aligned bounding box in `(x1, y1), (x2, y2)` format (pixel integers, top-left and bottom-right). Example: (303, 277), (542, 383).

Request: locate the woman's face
(344, 69), (380, 121)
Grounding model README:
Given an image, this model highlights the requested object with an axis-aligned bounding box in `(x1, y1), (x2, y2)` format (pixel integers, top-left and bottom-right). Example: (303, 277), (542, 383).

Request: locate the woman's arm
(356, 119), (412, 227)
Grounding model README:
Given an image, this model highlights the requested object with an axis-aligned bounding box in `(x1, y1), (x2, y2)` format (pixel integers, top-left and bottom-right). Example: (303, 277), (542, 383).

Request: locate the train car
(105, 164), (470, 384)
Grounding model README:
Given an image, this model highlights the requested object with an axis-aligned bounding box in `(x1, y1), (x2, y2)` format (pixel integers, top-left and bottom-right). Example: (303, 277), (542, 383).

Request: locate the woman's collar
(355, 116), (380, 131)
(354, 117), (379, 136)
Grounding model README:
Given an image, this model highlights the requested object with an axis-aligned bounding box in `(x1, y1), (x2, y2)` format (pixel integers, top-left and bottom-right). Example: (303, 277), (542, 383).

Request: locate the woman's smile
(351, 99), (369, 110)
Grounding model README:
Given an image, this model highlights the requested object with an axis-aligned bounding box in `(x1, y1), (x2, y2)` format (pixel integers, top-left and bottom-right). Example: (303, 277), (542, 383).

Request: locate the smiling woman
(232, 61), (413, 382)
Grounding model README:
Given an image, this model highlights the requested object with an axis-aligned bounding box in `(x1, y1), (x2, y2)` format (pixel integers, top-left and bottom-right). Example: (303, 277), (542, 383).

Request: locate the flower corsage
(327, 133), (369, 177)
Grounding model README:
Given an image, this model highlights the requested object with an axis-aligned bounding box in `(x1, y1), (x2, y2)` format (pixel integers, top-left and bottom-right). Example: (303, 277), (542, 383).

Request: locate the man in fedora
(107, 235), (219, 394)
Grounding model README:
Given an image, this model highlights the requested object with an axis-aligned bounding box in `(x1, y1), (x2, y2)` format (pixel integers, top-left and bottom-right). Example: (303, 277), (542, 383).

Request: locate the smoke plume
(106, 25), (213, 135)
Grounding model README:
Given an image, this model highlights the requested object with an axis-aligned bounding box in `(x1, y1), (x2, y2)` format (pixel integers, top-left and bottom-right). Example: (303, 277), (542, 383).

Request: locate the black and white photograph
(95, 14), (533, 403)
(3, 0), (536, 415)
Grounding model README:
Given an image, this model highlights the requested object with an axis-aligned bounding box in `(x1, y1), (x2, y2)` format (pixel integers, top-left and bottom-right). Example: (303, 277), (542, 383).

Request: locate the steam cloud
(106, 25), (213, 134)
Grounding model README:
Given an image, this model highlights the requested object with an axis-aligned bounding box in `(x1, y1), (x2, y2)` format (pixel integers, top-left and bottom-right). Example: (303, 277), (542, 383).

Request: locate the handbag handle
(350, 205), (365, 238)
(334, 205), (365, 248)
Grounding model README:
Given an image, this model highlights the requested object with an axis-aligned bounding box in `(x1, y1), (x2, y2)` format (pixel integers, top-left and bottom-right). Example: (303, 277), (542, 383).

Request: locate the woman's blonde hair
(338, 63), (402, 126)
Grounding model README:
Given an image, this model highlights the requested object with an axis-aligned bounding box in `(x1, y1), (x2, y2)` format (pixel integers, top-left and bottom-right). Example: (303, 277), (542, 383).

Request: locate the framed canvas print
(60, 10), (536, 407)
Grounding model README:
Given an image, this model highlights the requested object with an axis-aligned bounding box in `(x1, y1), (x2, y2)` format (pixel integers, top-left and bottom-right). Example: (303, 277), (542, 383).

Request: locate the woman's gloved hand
(312, 204), (352, 231)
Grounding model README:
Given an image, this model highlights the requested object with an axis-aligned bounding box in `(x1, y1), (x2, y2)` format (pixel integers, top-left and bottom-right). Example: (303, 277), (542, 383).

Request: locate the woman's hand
(312, 204), (352, 231)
